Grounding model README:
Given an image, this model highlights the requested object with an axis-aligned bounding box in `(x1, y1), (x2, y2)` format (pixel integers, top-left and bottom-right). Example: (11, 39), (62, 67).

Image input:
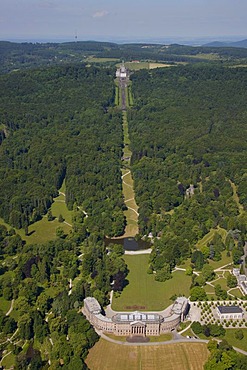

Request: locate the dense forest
(0, 61), (131, 368)
(0, 224), (128, 368)
(1, 40), (247, 74)
(0, 64), (125, 237)
(1, 41), (247, 368)
(128, 65), (247, 274)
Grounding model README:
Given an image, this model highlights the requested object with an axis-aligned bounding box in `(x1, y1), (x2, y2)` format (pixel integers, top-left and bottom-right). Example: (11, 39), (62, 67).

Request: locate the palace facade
(83, 296), (189, 337)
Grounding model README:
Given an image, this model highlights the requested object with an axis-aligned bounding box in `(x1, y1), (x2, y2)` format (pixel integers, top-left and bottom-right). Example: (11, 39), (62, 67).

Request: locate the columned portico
(130, 322), (146, 336)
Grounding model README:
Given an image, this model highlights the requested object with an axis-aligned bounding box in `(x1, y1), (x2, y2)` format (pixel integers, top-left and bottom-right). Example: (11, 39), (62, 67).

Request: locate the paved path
(125, 249), (152, 255)
(6, 299), (14, 316)
(215, 263), (233, 272)
(127, 206), (139, 216)
(97, 329), (207, 346)
(122, 171), (132, 188)
(63, 220), (72, 227)
(96, 329), (247, 356)
(178, 323), (192, 335)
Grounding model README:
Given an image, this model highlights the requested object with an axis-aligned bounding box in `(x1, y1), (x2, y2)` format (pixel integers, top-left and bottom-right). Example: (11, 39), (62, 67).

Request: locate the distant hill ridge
(204, 39), (247, 48)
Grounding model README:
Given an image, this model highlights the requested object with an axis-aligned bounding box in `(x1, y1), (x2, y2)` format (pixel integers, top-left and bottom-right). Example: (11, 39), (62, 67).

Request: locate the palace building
(116, 63), (127, 79)
(83, 296), (189, 337)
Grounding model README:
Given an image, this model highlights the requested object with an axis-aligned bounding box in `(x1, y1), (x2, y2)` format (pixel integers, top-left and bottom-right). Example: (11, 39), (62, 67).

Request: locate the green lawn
(178, 251), (232, 272)
(115, 86), (119, 106)
(204, 284), (215, 294)
(116, 62), (150, 70)
(59, 180), (66, 194)
(19, 217), (71, 245)
(207, 251), (233, 270)
(112, 255), (191, 311)
(229, 180), (244, 215)
(177, 259), (192, 269)
(224, 329), (247, 352)
(229, 288), (244, 299)
(181, 328), (194, 338)
(0, 181), (72, 245)
(87, 57), (120, 63)
(211, 277), (228, 291)
(1, 352), (16, 369)
(0, 214), (71, 246)
(149, 333), (172, 342)
(197, 227), (227, 249)
(51, 196), (73, 225)
(128, 85), (134, 106)
(0, 297), (11, 314)
(0, 217), (12, 231)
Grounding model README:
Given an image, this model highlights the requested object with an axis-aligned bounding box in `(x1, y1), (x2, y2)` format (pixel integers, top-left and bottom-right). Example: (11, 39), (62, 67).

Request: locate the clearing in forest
(116, 71), (139, 237)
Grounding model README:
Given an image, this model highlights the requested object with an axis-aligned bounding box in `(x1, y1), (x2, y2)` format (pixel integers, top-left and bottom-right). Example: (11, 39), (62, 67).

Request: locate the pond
(105, 237), (151, 251)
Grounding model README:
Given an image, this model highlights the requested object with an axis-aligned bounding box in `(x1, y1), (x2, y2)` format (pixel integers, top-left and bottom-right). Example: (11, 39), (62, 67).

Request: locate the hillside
(204, 39), (247, 48)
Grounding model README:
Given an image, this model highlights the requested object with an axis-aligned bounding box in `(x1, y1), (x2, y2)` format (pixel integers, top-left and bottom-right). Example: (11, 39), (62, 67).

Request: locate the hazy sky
(1, 0), (247, 41)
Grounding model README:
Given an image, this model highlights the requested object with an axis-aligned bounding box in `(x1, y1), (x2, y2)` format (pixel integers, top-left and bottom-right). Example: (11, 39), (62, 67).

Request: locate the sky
(0, 0), (247, 43)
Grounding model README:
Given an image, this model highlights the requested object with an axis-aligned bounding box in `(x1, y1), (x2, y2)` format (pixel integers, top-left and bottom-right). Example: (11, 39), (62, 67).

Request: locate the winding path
(6, 299), (14, 316)
(118, 70), (139, 237)
(122, 171), (132, 187)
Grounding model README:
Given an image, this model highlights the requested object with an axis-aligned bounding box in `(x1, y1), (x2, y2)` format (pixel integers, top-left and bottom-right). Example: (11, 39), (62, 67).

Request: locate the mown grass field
(18, 217), (71, 245)
(0, 181), (73, 245)
(116, 61), (176, 71)
(229, 288), (243, 298)
(0, 216), (71, 245)
(104, 333), (172, 343)
(86, 57), (120, 63)
(86, 339), (209, 370)
(184, 53), (220, 61)
(207, 251), (232, 270)
(119, 109), (139, 238)
(1, 352), (16, 369)
(149, 63), (174, 69)
(229, 180), (244, 215)
(51, 193), (73, 225)
(0, 217), (11, 231)
(112, 255), (191, 311)
(116, 62), (149, 70)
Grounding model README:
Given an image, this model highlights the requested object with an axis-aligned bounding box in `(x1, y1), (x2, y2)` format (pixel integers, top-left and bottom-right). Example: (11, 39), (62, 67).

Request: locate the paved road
(97, 329), (207, 347)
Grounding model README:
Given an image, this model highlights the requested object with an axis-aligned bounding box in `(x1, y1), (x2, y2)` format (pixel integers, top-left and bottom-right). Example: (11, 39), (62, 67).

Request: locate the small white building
(217, 305), (243, 320)
(232, 267), (247, 295)
(232, 268), (240, 277)
(185, 184), (195, 199)
(240, 280), (247, 295)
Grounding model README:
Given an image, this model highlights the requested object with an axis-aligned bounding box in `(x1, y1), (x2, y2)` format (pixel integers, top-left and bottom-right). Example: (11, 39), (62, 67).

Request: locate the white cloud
(92, 10), (109, 18)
